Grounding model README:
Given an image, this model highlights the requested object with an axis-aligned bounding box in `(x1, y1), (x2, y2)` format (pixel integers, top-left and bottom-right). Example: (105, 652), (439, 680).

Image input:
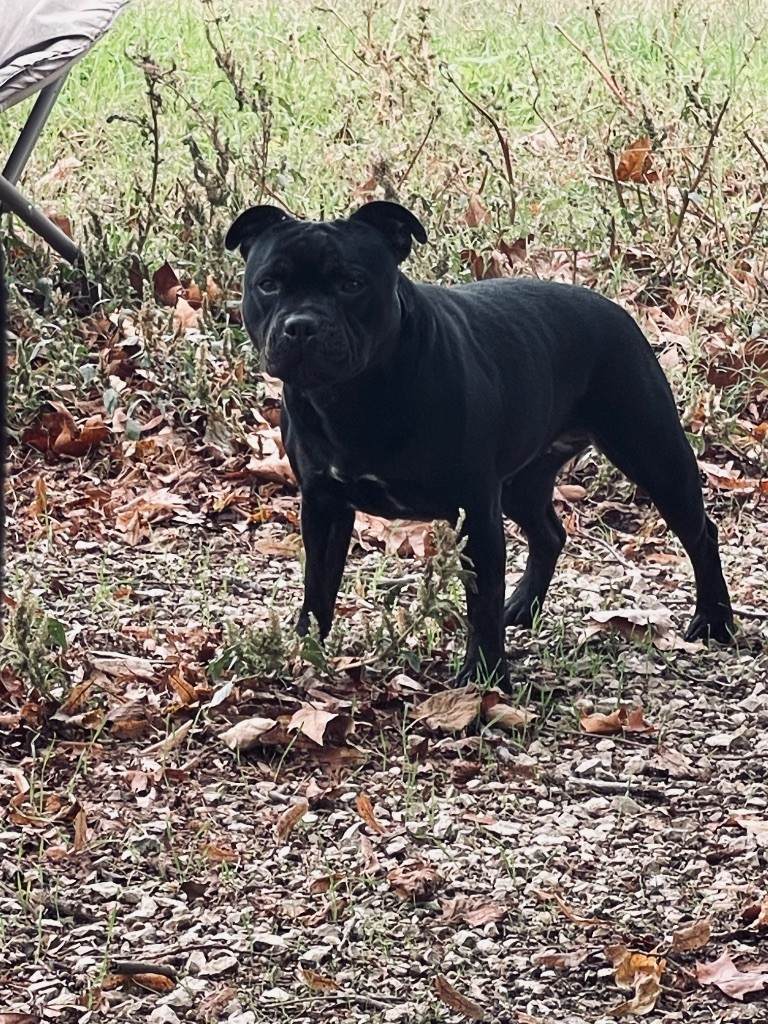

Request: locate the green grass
(3, 0), (768, 285)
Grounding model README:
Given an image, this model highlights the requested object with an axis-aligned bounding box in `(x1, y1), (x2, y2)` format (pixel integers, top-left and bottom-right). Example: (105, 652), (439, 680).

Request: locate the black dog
(226, 201), (733, 688)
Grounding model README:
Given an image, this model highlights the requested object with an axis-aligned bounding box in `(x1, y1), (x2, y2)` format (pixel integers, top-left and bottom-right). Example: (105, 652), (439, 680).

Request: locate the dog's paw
(684, 611), (736, 644)
(503, 595), (537, 630)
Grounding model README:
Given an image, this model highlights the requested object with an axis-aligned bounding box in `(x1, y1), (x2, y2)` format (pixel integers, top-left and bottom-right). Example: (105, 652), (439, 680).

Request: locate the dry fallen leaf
(298, 967), (341, 992)
(696, 952), (768, 1000)
(671, 919), (711, 952)
(481, 696), (537, 731)
(288, 704), (338, 746)
(580, 706), (654, 736)
(434, 974), (484, 1021)
(355, 793), (387, 834)
(605, 945), (665, 1017)
(531, 948), (591, 970)
(579, 708), (626, 735)
(220, 717), (278, 752)
(442, 897), (507, 928)
(411, 686), (481, 732)
(616, 136), (659, 183)
(388, 863), (444, 902)
(276, 799), (310, 842)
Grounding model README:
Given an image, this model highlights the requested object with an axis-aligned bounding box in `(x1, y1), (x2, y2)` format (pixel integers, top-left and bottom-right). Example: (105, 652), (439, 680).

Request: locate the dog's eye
(258, 277), (278, 294)
(340, 278), (364, 294)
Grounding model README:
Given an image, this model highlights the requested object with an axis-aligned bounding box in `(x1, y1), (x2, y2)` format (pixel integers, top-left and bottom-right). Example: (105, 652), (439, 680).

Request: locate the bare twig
(440, 64), (516, 224)
(554, 23), (636, 117)
(397, 110), (439, 188)
(745, 131), (768, 174)
(668, 95), (730, 249)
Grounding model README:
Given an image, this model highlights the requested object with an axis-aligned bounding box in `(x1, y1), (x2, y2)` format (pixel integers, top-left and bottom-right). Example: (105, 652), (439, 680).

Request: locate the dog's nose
(282, 314), (317, 345)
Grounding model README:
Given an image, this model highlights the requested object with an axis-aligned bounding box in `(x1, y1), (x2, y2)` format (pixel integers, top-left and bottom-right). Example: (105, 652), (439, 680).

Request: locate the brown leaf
(299, 968), (341, 992)
(671, 919), (711, 952)
(201, 843), (239, 863)
(441, 897), (507, 928)
(411, 685), (481, 732)
(606, 946), (665, 1017)
(220, 717), (278, 752)
(173, 296), (203, 331)
(481, 697), (537, 731)
(154, 261), (182, 305)
(743, 894), (768, 929)
(623, 706), (655, 734)
(387, 863), (444, 902)
(355, 793), (386, 834)
(359, 833), (381, 876)
(531, 948), (590, 970)
(729, 813), (768, 836)
(464, 192), (491, 228)
(434, 974), (484, 1020)
(288, 704), (338, 746)
(107, 972), (175, 993)
(73, 807), (87, 852)
(696, 952), (768, 1000)
(580, 708), (626, 735)
(616, 136), (659, 183)
(276, 799), (309, 842)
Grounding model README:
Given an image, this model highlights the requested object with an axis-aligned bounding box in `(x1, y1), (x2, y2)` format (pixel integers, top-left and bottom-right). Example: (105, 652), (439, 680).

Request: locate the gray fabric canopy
(0, 0), (131, 112)
(0, 0), (131, 262)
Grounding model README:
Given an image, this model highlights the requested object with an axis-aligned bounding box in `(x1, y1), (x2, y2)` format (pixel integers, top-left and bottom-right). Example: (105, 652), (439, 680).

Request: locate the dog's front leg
(296, 488), (355, 638)
(456, 499), (509, 690)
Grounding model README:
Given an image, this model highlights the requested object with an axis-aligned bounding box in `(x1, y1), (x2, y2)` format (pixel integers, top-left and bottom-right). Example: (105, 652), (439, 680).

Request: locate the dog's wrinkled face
(226, 202), (427, 388)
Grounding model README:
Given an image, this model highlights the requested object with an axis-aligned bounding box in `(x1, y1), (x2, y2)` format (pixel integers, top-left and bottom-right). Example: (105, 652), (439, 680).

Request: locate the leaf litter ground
(3, 384), (768, 1023)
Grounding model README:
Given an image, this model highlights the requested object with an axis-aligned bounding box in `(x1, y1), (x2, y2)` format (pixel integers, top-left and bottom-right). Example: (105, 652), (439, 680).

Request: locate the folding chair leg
(1, 73), (83, 265)
(0, 174), (82, 265)
(3, 77), (68, 186)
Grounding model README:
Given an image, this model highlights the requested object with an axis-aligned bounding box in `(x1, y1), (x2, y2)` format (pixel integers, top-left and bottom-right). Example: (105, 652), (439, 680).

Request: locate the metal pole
(0, 174), (83, 265)
(2, 76), (68, 186)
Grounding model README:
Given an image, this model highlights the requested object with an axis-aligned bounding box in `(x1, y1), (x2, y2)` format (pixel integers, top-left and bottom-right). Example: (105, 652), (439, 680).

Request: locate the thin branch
(668, 95), (730, 249)
(554, 23), (636, 117)
(440, 64), (516, 224)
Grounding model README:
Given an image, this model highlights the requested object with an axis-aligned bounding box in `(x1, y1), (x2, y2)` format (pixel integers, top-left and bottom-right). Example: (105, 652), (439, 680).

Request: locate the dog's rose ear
(225, 206), (292, 256)
(349, 201), (428, 262)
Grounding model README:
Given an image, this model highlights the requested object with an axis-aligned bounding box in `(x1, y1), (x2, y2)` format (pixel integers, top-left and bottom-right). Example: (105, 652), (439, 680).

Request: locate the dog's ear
(348, 201), (427, 262)
(225, 206), (293, 257)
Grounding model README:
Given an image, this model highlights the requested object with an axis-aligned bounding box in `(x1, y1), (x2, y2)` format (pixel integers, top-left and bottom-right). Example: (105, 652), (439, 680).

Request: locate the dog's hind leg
(590, 391), (734, 643)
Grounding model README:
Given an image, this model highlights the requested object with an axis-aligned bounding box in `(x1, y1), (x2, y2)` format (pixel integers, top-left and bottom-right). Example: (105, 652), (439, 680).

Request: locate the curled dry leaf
(696, 952), (768, 1000)
(106, 971), (175, 994)
(220, 717), (278, 752)
(580, 706), (654, 736)
(387, 863), (444, 902)
(411, 685), (481, 732)
(670, 918), (711, 952)
(434, 974), (484, 1021)
(276, 799), (310, 842)
(531, 948), (590, 970)
(355, 793), (386, 834)
(605, 945), (665, 1017)
(616, 136), (659, 183)
(579, 708), (626, 735)
(743, 893), (768, 929)
(441, 896), (507, 928)
(73, 807), (87, 852)
(481, 697), (537, 731)
(583, 607), (672, 643)
(299, 967), (341, 992)
(359, 833), (381, 876)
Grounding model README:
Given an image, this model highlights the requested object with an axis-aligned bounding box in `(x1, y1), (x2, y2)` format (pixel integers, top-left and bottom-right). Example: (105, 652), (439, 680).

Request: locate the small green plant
(208, 609), (288, 681)
(1, 591), (68, 695)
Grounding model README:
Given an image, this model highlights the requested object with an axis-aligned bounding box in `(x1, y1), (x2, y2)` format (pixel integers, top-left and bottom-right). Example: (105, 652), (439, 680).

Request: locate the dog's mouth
(265, 327), (358, 386)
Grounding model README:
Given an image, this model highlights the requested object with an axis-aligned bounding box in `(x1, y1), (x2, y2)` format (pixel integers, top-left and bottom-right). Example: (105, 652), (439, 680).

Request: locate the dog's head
(225, 202), (427, 387)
